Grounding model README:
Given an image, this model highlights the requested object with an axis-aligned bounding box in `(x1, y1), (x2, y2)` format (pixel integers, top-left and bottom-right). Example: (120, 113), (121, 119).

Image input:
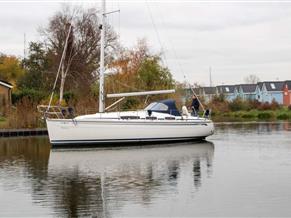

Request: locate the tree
(137, 56), (174, 91)
(0, 54), (24, 85)
(244, 74), (260, 84)
(104, 40), (175, 109)
(18, 42), (51, 92)
(40, 5), (118, 98)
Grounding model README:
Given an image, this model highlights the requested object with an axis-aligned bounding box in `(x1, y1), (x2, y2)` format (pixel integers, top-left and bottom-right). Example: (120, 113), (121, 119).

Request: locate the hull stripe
(47, 120), (210, 126)
(51, 136), (206, 145)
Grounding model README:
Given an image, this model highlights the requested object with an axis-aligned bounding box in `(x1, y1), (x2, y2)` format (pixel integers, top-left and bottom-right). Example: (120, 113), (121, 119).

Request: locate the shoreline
(0, 128), (47, 137)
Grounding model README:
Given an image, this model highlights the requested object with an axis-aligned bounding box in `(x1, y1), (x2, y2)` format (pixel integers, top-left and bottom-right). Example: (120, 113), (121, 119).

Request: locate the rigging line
(152, 2), (206, 112)
(47, 19), (74, 111)
(145, 0), (168, 67)
(117, 0), (121, 46)
(153, 1), (186, 79)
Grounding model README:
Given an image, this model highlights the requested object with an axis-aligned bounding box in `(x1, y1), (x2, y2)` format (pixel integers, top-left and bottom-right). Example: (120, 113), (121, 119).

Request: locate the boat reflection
(48, 141), (214, 217)
(0, 138), (214, 217)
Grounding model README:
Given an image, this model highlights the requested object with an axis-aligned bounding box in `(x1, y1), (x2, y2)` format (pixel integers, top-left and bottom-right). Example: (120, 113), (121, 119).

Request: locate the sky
(1, 0), (291, 86)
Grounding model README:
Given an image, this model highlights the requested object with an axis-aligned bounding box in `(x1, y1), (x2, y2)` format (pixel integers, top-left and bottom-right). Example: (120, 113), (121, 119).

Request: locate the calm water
(0, 123), (291, 217)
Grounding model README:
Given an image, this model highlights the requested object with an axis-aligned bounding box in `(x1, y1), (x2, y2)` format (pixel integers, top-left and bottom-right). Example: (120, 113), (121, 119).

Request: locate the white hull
(46, 117), (214, 146)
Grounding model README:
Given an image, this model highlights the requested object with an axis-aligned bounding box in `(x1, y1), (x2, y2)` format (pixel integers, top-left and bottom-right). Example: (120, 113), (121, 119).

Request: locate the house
(0, 80), (13, 106)
(183, 80), (291, 105)
(238, 84), (257, 100)
(261, 81), (284, 104)
(202, 87), (217, 103)
(283, 80), (291, 106)
(217, 85), (236, 101)
(233, 85), (240, 99)
(255, 82), (264, 102)
(185, 87), (203, 98)
(183, 87), (203, 104)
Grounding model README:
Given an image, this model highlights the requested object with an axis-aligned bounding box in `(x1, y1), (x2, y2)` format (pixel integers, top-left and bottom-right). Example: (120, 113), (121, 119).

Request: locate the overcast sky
(1, 0), (291, 86)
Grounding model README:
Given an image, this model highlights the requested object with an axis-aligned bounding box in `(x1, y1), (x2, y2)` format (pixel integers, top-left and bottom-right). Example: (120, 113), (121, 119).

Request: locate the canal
(0, 122), (291, 217)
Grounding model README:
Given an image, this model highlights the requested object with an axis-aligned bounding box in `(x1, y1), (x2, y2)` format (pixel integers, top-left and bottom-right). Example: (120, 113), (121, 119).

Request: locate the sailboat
(42, 0), (214, 146)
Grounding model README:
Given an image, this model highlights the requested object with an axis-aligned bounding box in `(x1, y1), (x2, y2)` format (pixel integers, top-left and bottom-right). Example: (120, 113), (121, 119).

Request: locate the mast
(99, 0), (106, 112)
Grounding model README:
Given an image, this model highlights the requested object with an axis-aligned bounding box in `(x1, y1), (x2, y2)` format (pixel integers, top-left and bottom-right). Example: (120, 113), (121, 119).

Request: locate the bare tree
(39, 5), (118, 99)
(244, 74), (260, 84)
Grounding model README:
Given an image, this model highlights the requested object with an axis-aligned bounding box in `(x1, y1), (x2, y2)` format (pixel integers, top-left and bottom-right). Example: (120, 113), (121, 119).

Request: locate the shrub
(270, 99), (281, 110)
(257, 111), (274, 120)
(206, 94), (230, 114)
(277, 113), (290, 120)
(208, 101), (230, 114)
(122, 97), (140, 110)
(212, 94), (226, 103)
(248, 100), (261, 109)
(258, 100), (281, 111)
(288, 105), (291, 111)
(73, 96), (98, 115)
(229, 98), (251, 111)
(241, 112), (257, 119)
(12, 88), (46, 104)
(63, 92), (76, 104)
(233, 112), (242, 118)
(6, 97), (42, 128)
(211, 111), (216, 116)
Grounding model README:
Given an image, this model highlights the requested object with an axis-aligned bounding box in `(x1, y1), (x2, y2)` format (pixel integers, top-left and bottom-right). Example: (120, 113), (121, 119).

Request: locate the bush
(258, 99), (281, 111)
(229, 98), (251, 111)
(257, 111), (274, 120)
(233, 112), (242, 118)
(63, 92), (76, 104)
(12, 88), (46, 104)
(277, 113), (290, 120)
(241, 112), (257, 119)
(288, 105), (291, 110)
(209, 101), (230, 114)
(212, 94), (226, 103)
(248, 100), (261, 109)
(270, 99), (281, 110)
(122, 97), (140, 110)
(6, 97), (42, 128)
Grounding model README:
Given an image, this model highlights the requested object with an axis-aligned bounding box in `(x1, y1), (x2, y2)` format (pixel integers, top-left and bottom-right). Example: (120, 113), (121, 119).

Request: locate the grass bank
(1, 107), (291, 130)
(211, 109), (291, 122)
(0, 116), (8, 128)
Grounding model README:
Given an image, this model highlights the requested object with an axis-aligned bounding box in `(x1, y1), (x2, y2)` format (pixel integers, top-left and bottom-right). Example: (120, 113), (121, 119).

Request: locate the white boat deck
(75, 110), (207, 121)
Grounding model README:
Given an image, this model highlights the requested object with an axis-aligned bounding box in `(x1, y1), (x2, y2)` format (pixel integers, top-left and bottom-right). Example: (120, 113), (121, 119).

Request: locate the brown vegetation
(4, 98), (41, 129)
